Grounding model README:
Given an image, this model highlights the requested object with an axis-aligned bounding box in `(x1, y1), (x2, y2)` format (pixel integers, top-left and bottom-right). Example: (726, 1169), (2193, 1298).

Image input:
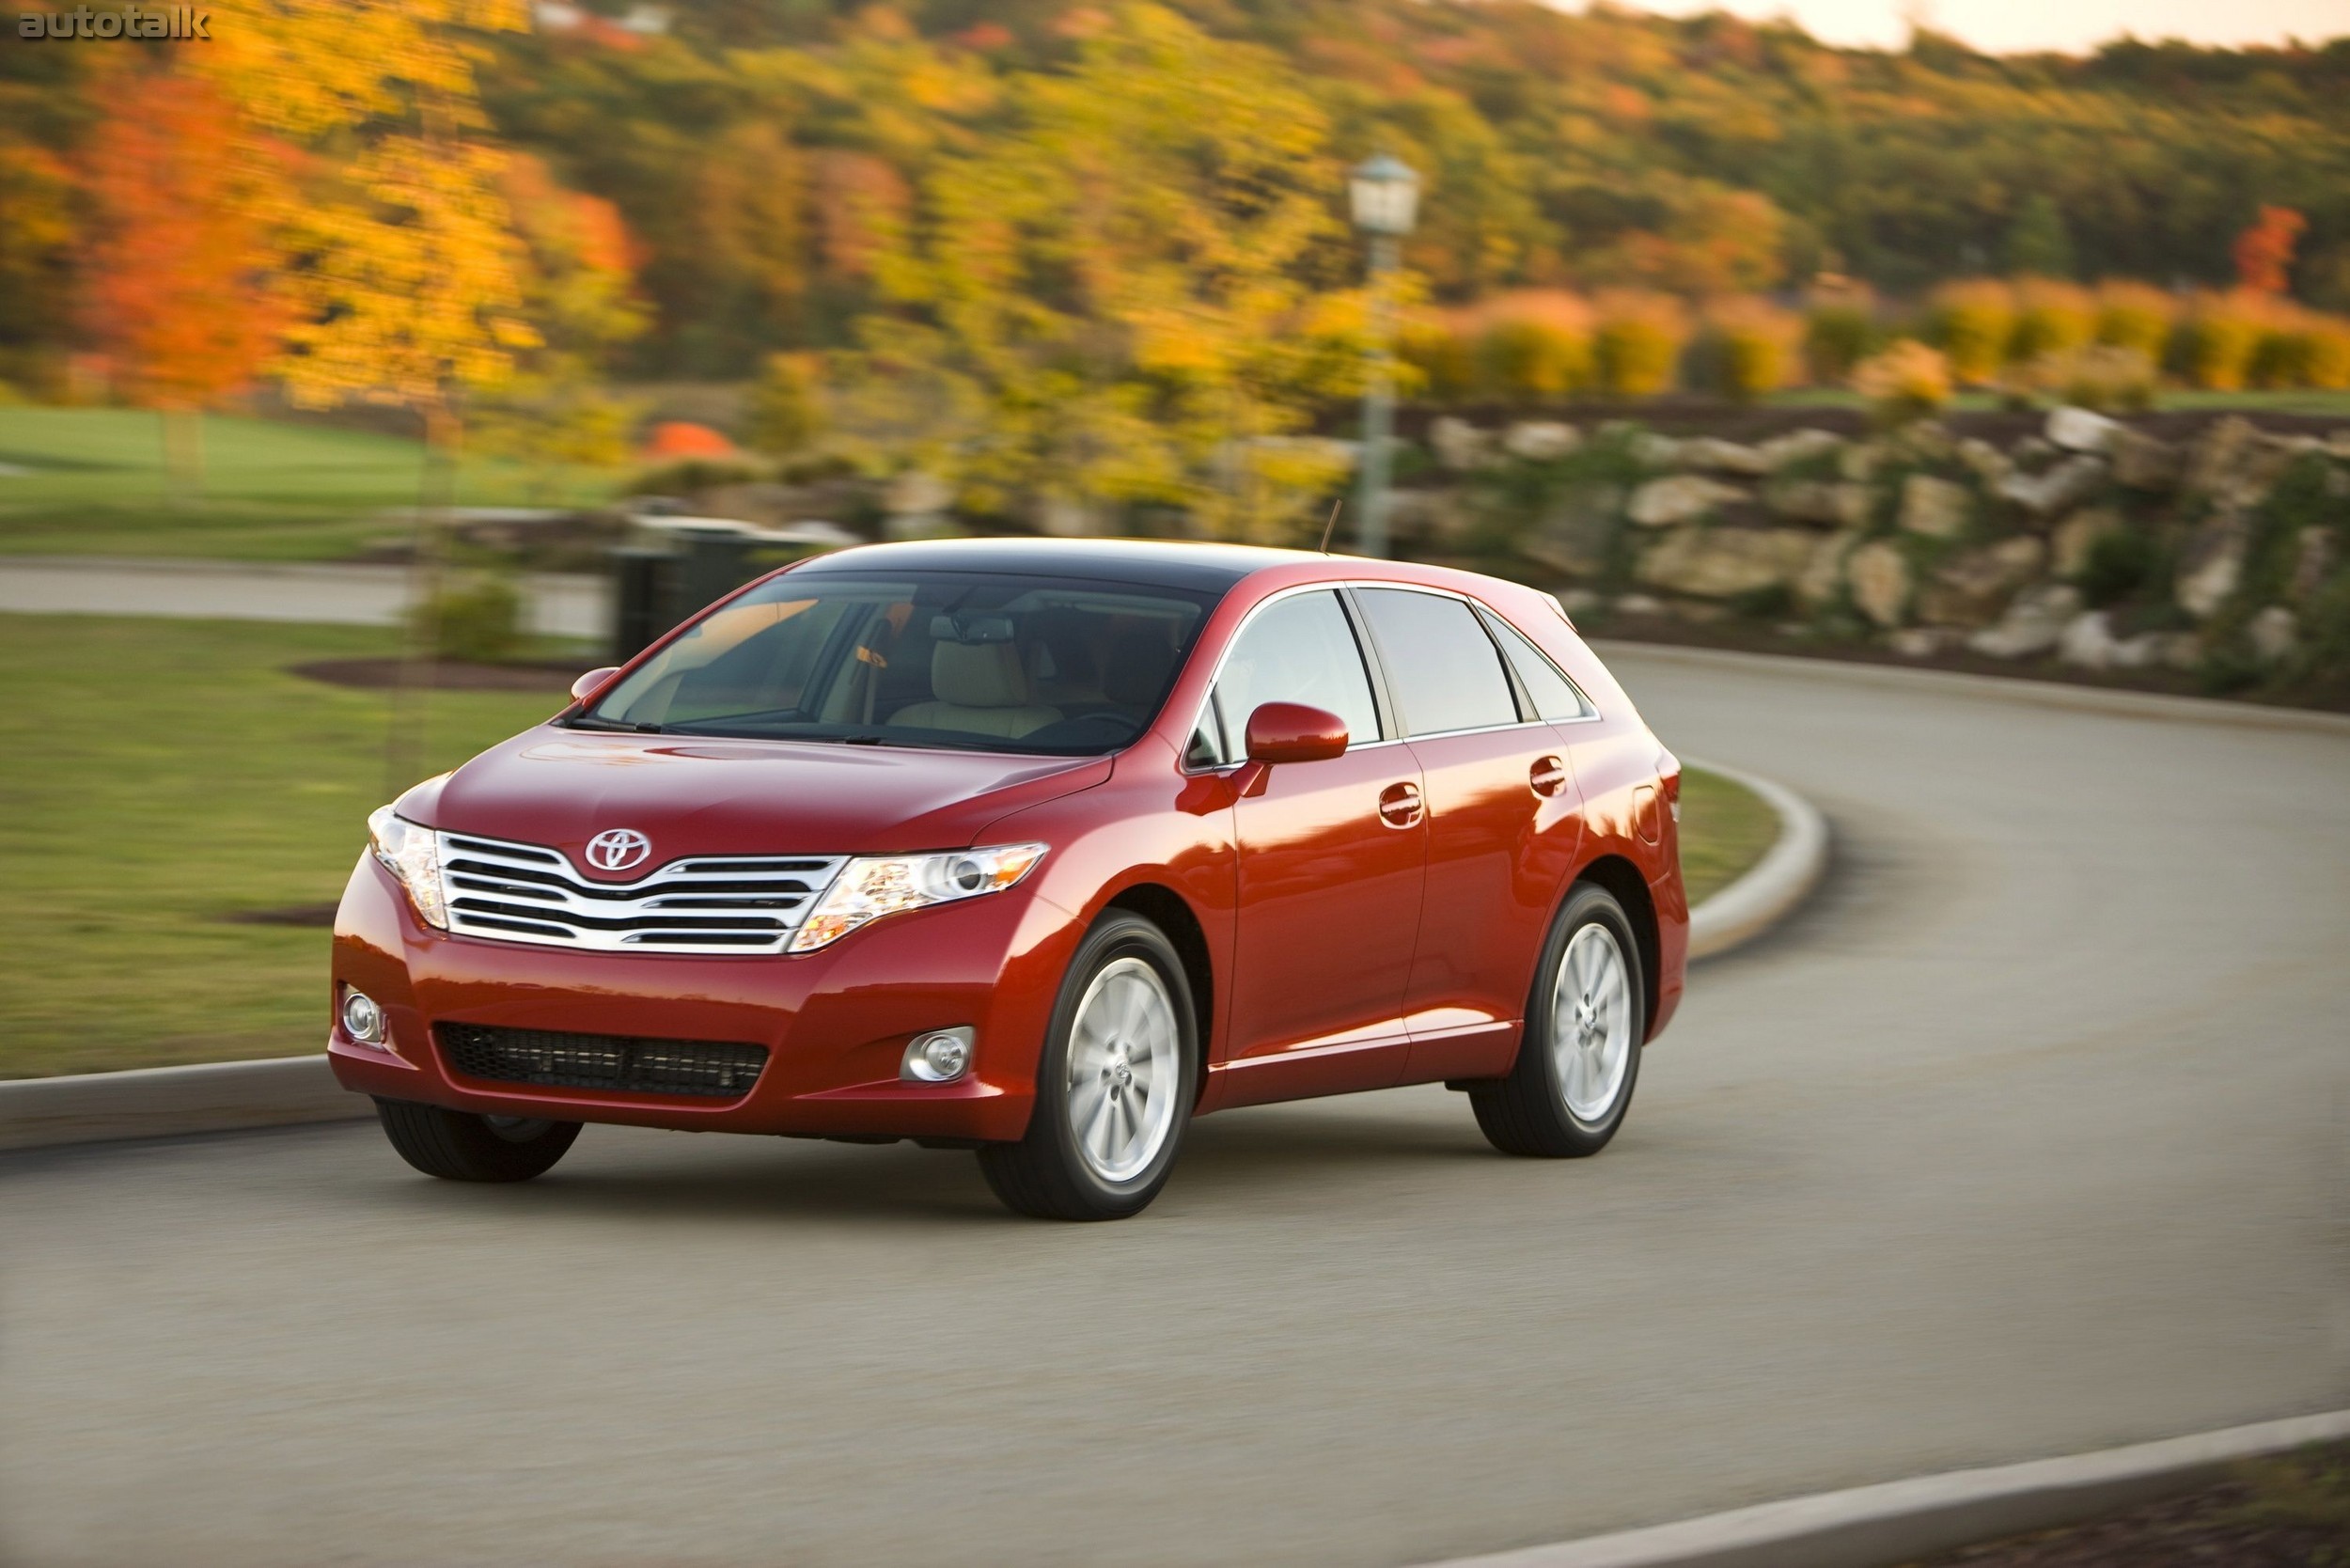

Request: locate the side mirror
(570, 666), (621, 701)
(1245, 701), (1348, 765)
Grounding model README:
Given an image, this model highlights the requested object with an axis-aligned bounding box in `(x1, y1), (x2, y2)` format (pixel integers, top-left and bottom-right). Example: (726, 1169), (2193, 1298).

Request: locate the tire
(977, 913), (1199, 1220)
(373, 1097), (582, 1183)
(1470, 882), (1646, 1158)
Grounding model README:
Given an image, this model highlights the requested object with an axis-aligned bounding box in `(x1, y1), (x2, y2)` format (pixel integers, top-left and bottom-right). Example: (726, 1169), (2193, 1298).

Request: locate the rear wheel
(374, 1098), (582, 1183)
(1470, 883), (1645, 1158)
(977, 913), (1198, 1220)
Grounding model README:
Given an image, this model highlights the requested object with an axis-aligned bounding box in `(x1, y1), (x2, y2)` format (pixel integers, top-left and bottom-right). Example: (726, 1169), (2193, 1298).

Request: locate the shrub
(2248, 308), (2350, 389)
(630, 457), (766, 495)
(1476, 319), (1595, 400)
(1693, 296), (1804, 401)
(1590, 290), (1689, 398)
(2009, 276), (2097, 362)
(1803, 283), (1879, 382)
(2013, 344), (2159, 412)
(415, 574), (524, 665)
(1850, 338), (1952, 424)
(744, 353), (823, 454)
(2093, 280), (2176, 359)
(1399, 321), (1476, 401)
(2076, 525), (2160, 607)
(1926, 278), (2016, 384)
(2172, 290), (2269, 391)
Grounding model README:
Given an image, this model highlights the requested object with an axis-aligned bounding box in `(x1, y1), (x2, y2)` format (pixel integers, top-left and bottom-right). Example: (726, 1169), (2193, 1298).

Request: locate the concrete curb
(1423, 1408), (2350, 1568)
(1683, 758), (1828, 961)
(0, 1054), (364, 1153)
(1, 764), (1830, 1152)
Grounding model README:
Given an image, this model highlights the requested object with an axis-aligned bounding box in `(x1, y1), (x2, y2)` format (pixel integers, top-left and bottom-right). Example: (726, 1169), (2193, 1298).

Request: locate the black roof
(789, 537), (1317, 593)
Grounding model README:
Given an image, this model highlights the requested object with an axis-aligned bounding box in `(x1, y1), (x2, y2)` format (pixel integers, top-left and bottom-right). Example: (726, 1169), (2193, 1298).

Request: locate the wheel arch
(1102, 882), (1215, 1089)
(1573, 855), (1661, 1043)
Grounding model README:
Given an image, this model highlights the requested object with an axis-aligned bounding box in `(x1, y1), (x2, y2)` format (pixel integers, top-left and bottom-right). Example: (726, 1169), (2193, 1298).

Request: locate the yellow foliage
(1926, 278), (2014, 384)
(1698, 295), (1803, 400)
(1851, 338), (1951, 420)
(2174, 290), (2272, 391)
(1590, 290), (1688, 398)
(2092, 280), (2176, 360)
(2008, 276), (2095, 363)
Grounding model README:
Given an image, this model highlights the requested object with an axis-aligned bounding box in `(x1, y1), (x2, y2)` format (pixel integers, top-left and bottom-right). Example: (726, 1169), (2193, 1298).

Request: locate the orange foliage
(77, 71), (287, 408)
(643, 420), (739, 459)
(814, 150), (912, 284)
(2232, 206), (2305, 294)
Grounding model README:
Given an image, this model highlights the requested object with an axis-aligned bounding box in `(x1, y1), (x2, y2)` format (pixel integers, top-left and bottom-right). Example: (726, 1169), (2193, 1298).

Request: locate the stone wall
(1403, 410), (2350, 689)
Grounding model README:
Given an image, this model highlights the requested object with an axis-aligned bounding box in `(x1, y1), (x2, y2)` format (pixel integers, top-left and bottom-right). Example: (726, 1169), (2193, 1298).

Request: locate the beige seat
(891, 639), (1063, 739)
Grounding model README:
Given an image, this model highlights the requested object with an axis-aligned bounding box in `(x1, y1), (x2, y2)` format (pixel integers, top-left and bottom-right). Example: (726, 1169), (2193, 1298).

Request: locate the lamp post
(1348, 152), (1418, 558)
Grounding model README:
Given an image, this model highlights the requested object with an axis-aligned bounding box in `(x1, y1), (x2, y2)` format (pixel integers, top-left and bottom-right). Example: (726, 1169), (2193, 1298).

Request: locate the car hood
(400, 728), (1111, 874)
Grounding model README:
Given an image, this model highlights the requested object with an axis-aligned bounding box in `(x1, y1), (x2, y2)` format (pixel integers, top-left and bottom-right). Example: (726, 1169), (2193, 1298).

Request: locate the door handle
(1529, 755), (1568, 798)
(1377, 781), (1423, 828)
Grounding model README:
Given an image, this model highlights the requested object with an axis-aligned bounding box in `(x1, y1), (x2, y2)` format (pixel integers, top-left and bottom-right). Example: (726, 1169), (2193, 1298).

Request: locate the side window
(1479, 605), (1594, 721)
(1200, 590), (1381, 764)
(1355, 588), (1518, 737)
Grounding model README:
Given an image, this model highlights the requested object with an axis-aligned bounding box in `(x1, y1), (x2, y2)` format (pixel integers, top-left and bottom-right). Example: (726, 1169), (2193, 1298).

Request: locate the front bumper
(327, 856), (1079, 1143)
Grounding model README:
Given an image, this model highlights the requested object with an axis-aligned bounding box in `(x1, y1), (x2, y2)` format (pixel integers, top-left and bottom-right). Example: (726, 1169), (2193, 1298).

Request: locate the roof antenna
(1318, 497), (1343, 555)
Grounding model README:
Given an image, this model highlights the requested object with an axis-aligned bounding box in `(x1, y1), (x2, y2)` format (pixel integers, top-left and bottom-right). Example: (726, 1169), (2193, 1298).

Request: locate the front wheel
(976, 913), (1198, 1220)
(1470, 883), (1645, 1158)
(374, 1097), (582, 1182)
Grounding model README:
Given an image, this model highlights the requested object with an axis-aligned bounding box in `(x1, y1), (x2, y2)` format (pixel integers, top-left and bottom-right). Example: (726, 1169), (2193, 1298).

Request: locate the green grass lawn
(0, 611), (1785, 1078)
(1678, 765), (1778, 906)
(0, 614), (567, 1077)
(0, 407), (620, 562)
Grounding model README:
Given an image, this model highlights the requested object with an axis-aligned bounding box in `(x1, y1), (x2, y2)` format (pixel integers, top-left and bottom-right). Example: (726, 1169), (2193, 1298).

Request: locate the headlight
(367, 806), (448, 929)
(790, 843), (1047, 953)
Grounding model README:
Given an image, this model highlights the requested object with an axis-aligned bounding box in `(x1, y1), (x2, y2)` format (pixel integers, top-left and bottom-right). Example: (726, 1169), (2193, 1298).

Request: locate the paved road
(0, 556), (605, 638)
(4, 651), (2344, 1568)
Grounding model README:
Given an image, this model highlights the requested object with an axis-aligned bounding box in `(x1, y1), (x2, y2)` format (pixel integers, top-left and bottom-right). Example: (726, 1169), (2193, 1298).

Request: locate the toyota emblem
(584, 827), (652, 872)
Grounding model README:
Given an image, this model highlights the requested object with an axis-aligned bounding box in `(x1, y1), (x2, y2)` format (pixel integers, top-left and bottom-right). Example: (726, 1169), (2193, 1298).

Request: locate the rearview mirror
(570, 666), (620, 701)
(1245, 701), (1348, 765)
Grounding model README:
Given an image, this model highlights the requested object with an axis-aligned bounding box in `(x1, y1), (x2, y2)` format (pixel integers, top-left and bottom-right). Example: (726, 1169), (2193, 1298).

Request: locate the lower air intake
(437, 1024), (767, 1100)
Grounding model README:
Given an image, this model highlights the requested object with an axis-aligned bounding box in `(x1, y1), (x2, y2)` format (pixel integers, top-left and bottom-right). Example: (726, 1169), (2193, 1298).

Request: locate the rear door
(1350, 586), (1587, 1084)
(1197, 588), (1426, 1106)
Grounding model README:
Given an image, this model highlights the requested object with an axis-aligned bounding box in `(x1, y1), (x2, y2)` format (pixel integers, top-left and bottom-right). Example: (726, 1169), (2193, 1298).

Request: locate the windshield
(575, 570), (1218, 755)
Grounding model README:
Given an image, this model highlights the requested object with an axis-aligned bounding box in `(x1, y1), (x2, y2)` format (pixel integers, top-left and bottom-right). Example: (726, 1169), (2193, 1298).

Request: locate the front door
(1200, 589), (1426, 1107)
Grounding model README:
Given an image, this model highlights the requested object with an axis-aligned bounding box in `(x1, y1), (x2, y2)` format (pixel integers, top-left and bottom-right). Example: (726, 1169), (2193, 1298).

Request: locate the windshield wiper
(565, 716), (665, 733)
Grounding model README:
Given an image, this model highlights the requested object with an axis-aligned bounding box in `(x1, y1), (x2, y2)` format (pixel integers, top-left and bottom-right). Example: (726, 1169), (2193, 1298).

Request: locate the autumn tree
(77, 70), (287, 501)
(845, 3), (1365, 541)
(2232, 205), (2306, 295)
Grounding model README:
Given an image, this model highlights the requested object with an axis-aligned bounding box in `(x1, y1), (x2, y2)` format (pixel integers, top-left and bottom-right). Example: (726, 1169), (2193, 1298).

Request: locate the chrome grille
(435, 831), (846, 955)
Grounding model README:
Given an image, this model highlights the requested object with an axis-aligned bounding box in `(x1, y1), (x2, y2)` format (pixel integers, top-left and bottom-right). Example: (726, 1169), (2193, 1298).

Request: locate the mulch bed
(290, 657), (589, 694)
(1910, 1441), (2350, 1568)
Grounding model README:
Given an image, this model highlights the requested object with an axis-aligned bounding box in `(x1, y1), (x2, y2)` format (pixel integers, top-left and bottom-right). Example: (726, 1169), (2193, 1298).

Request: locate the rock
(1758, 429), (1843, 470)
(2106, 632), (2168, 669)
(1898, 474), (1973, 539)
(2291, 527), (2336, 603)
(1679, 436), (1770, 476)
(2174, 518), (2248, 619)
(1837, 442), (1882, 481)
(1795, 533), (1856, 610)
(1888, 626), (1958, 658)
(1917, 536), (2046, 626)
(2050, 507), (2121, 578)
(1634, 525), (1818, 600)
(1558, 588), (1604, 618)
(1846, 541), (1910, 628)
(2058, 610), (2121, 669)
(2110, 428), (2184, 491)
(2157, 632), (2203, 671)
(1891, 422), (1956, 464)
(2329, 430), (2350, 463)
(2248, 605), (2300, 665)
(1627, 475), (1746, 527)
(1613, 592), (1668, 618)
(1998, 455), (2106, 519)
(1383, 489), (1467, 547)
(1521, 483), (1626, 577)
(1502, 420), (1581, 463)
(1956, 438), (2013, 486)
(1428, 416), (1493, 471)
(1966, 583), (2081, 659)
(1628, 431), (1683, 469)
(2013, 434), (2059, 466)
(2045, 405), (2122, 454)
(1766, 478), (1873, 528)
(2184, 416), (2263, 501)
(884, 469), (952, 518)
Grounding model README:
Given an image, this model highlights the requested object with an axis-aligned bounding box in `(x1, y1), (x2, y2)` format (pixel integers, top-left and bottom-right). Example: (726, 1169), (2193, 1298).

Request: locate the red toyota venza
(330, 540), (1687, 1219)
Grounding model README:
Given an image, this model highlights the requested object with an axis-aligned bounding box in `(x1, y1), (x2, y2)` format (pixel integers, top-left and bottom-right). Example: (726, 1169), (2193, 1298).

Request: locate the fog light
(901, 1027), (974, 1083)
(340, 988), (385, 1045)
